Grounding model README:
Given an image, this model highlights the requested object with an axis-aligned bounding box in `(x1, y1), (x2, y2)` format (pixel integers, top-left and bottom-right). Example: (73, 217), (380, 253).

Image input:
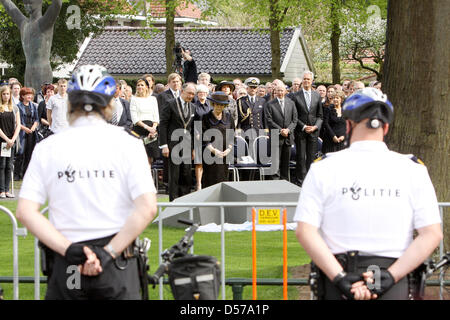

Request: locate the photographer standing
(16, 65), (157, 300)
(182, 48), (198, 84)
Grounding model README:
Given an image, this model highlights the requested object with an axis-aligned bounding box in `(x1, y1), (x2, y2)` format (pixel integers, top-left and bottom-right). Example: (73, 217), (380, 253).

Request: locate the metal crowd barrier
(155, 202), (299, 300)
(0, 205), (27, 300)
(1, 202), (449, 300)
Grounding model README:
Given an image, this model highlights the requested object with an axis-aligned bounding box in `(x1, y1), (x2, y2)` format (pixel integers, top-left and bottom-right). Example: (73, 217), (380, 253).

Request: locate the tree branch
(353, 54), (380, 77)
(0, 0), (26, 27)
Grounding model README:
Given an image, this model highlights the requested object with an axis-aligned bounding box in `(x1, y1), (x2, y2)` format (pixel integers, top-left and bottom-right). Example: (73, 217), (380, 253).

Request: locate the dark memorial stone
(156, 180), (301, 227)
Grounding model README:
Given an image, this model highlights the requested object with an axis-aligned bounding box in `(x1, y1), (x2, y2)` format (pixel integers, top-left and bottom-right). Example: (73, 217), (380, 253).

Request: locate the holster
(310, 251), (359, 300)
(38, 241), (54, 277)
(134, 238), (151, 300)
(334, 251), (359, 273)
(408, 261), (429, 300)
(309, 262), (324, 300)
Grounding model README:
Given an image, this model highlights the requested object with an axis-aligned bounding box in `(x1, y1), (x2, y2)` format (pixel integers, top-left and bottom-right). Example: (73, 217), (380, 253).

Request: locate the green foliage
(203, 0), (300, 29)
(201, 0), (387, 81)
(0, 0), (126, 82)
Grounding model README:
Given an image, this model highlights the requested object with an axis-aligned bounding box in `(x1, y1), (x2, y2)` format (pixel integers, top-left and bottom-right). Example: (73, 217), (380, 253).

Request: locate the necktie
(280, 100), (284, 115)
(183, 101), (189, 118)
(111, 111), (118, 125)
(305, 91), (311, 110)
(111, 100), (119, 125)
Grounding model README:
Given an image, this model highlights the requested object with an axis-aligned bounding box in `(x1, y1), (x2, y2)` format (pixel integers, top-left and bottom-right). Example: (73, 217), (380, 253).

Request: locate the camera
(173, 42), (184, 74)
(174, 41), (183, 56)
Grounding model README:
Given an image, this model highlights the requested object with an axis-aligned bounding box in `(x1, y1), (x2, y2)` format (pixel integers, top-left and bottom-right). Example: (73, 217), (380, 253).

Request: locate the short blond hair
(198, 72), (211, 82)
(168, 73), (182, 83)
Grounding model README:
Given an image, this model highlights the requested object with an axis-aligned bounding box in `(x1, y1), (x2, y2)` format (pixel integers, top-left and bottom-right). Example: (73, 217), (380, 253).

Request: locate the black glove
(90, 246), (114, 270)
(65, 243), (87, 265)
(333, 271), (363, 300)
(367, 269), (395, 297)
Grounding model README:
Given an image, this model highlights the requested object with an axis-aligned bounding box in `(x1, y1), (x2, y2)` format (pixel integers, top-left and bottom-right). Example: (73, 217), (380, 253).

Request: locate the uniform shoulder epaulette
(236, 96), (246, 102)
(409, 155), (425, 165)
(124, 127), (141, 139)
(313, 153), (327, 163)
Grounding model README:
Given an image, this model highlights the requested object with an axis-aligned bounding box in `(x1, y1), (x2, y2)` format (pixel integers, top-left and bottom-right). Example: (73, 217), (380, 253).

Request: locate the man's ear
(383, 123), (389, 136)
(345, 120), (352, 135)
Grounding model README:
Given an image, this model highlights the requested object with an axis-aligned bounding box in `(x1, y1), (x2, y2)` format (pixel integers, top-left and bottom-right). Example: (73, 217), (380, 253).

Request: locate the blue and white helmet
(343, 87), (394, 126)
(68, 65), (116, 108)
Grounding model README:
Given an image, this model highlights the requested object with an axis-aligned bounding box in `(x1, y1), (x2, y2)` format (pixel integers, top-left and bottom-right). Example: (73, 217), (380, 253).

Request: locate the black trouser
(272, 141), (291, 181)
(0, 153), (14, 192)
(318, 254), (409, 300)
(295, 132), (318, 182)
(45, 235), (141, 300)
(15, 133), (36, 179)
(168, 158), (192, 201)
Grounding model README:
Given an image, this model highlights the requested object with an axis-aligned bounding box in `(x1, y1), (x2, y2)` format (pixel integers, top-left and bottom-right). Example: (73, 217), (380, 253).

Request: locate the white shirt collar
(56, 93), (68, 99)
(349, 140), (389, 152)
(71, 114), (106, 127)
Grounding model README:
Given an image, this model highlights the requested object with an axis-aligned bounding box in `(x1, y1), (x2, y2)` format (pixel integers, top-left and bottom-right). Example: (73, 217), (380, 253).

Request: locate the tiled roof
(75, 27), (296, 76)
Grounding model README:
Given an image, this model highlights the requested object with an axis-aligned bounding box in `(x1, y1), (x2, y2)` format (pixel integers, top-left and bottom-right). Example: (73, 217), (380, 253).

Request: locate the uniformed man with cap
(237, 77), (267, 139)
(294, 88), (443, 300)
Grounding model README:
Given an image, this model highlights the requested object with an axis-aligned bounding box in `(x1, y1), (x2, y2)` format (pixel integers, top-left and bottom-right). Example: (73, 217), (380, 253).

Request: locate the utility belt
(309, 251), (401, 300)
(39, 235), (151, 300)
(38, 235), (139, 278)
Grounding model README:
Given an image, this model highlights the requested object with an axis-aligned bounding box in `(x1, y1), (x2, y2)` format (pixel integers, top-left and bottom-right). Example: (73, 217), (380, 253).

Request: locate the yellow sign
(258, 208), (281, 225)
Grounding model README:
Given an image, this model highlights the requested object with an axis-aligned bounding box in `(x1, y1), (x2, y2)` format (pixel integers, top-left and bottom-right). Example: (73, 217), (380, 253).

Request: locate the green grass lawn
(0, 199), (311, 300)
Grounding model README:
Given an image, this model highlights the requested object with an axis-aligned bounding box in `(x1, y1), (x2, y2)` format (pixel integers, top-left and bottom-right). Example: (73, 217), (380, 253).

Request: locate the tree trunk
(377, 59), (383, 82)
(269, 28), (281, 80)
(330, 2), (341, 84)
(384, 0), (449, 250)
(269, 0), (281, 79)
(165, 0), (176, 77)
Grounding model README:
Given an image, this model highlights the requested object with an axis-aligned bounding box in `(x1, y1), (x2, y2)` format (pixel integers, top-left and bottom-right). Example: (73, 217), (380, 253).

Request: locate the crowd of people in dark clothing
(0, 70), (383, 200)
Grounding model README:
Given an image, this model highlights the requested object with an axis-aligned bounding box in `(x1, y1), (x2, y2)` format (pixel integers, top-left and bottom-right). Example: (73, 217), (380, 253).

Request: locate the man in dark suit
(159, 82), (196, 201)
(157, 73), (182, 112)
(265, 82), (298, 181)
(110, 82), (132, 129)
(288, 71), (323, 185)
(157, 73), (182, 192)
